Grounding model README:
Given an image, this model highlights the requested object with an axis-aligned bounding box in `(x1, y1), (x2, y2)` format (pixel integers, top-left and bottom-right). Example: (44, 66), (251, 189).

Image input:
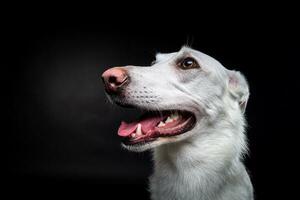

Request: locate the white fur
(110, 47), (253, 200)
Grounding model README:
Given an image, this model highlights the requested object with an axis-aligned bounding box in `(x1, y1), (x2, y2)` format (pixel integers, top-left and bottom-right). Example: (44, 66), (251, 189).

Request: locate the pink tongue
(118, 115), (165, 137)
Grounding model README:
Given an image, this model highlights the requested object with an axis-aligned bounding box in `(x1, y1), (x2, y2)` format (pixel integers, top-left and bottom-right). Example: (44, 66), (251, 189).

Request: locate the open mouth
(118, 110), (196, 146)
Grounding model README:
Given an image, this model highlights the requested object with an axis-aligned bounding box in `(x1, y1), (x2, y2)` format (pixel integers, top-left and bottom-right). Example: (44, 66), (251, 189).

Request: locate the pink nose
(101, 67), (129, 94)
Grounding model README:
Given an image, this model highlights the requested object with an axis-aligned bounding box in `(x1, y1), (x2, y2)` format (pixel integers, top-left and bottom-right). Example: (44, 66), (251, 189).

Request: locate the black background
(4, 6), (299, 200)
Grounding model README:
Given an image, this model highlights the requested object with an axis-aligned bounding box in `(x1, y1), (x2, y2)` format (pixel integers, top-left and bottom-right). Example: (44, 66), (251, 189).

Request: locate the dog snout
(101, 67), (129, 94)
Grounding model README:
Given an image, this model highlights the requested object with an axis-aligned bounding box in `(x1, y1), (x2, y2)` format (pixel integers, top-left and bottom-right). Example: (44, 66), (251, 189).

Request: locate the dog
(101, 46), (253, 200)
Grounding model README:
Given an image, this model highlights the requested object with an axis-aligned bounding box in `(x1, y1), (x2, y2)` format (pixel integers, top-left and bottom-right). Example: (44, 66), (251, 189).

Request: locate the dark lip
(122, 137), (157, 146)
(121, 111), (196, 146)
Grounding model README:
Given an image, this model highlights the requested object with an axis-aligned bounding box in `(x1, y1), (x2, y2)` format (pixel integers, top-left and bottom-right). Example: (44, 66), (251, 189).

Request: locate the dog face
(102, 47), (249, 152)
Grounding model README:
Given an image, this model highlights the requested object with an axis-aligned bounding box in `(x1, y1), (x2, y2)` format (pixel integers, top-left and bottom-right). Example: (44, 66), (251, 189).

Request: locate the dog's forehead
(155, 47), (210, 62)
(155, 47), (191, 61)
(155, 47), (220, 66)
(155, 52), (176, 63)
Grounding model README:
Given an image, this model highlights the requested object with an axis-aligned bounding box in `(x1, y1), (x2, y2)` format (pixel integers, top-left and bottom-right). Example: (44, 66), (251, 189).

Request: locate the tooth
(173, 112), (179, 120)
(131, 133), (136, 138)
(157, 121), (165, 127)
(165, 117), (173, 123)
(136, 124), (142, 135)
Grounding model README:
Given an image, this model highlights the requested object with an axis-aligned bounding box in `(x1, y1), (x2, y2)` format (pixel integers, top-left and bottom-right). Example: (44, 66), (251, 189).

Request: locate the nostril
(107, 74), (128, 86)
(108, 76), (117, 84)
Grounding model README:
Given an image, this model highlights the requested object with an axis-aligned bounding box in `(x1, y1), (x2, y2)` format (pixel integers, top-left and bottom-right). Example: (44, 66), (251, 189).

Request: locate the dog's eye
(179, 57), (199, 69)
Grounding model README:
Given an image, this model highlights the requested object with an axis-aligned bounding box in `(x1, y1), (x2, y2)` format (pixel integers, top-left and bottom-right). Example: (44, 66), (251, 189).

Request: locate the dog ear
(227, 70), (250, 113)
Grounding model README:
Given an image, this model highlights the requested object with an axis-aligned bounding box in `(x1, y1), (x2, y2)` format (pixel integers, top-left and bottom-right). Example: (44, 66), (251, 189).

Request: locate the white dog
(102, 46), (253, 200)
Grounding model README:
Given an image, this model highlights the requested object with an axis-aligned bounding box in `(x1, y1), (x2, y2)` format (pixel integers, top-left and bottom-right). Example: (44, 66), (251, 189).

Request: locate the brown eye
(179, 57), (199, 69)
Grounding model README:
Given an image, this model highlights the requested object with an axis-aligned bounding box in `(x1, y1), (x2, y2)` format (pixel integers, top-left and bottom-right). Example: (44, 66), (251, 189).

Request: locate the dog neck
(150, 113), (251, 200)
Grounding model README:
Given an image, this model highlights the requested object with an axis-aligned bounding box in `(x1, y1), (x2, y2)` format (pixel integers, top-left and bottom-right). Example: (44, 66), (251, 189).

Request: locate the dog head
(102, 47), (249, 152)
